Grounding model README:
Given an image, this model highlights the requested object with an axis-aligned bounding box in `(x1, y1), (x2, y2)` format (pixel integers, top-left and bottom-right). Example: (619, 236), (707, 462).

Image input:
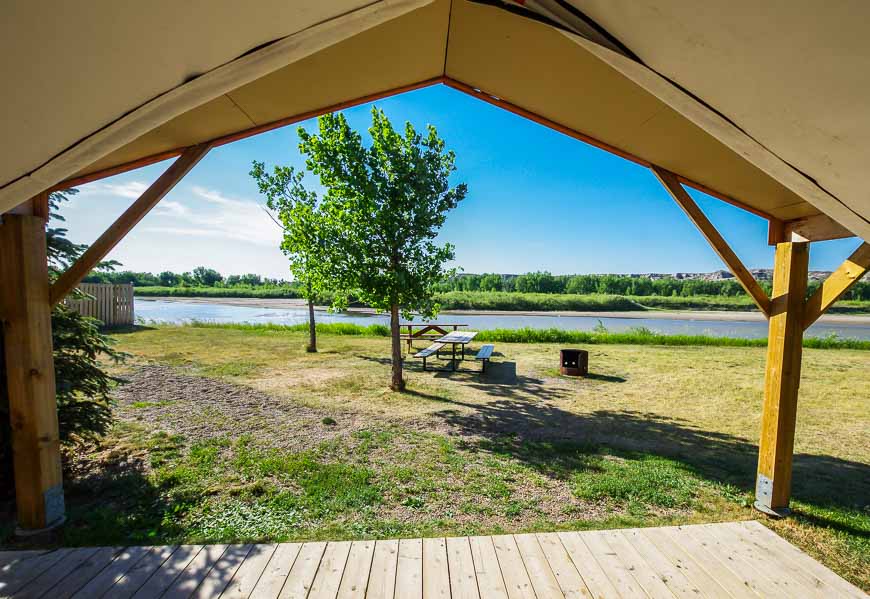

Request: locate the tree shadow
(581, 372), (627, 383)
(432, 394), (869, 515)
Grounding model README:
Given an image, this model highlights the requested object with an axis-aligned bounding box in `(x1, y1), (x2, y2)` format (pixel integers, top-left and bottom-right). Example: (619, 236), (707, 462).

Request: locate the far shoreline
(136, 295), (870, 326)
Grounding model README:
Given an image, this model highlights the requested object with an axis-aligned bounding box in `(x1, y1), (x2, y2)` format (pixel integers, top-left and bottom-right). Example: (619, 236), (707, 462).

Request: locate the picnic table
(436, 330), (478, 369)
(400, 322), (468, 353)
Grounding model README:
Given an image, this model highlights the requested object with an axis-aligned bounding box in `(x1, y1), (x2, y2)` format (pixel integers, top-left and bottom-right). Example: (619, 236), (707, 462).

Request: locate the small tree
(250, 163), (343, 352)
(298, 107), (466, 390)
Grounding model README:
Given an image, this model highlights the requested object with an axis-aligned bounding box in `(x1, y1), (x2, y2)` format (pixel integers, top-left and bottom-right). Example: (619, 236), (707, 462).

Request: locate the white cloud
(152, 200), (190, 217)
(76, 180), (148, 199)
(144, 186), (283, 247)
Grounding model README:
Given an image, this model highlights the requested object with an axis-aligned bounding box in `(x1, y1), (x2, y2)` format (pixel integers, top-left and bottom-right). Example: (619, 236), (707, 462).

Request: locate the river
(134, 298), (870, 340)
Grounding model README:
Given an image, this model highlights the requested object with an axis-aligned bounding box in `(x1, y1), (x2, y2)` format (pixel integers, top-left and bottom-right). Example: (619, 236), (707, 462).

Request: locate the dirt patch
(112, 365), (377, 449)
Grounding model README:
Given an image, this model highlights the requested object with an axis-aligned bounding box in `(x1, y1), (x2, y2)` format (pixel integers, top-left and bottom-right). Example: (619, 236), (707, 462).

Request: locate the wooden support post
(755, 242), (808, 517)
(49, 143), (211, 306)
(0, 214), (65, 531)
(651, 166), (771, 317)
(803, 242), (870, 329)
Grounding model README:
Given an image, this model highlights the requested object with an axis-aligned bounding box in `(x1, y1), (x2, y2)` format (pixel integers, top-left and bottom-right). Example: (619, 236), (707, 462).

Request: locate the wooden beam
(651, 166), (772, 317)
(48, 143), (211, 306)
(755, 242), (808, 516)
(768, 213), (856, 244)
(50, 77), (444, 192)
(803, 242), (870, 329)
(0, 215), (65, 530)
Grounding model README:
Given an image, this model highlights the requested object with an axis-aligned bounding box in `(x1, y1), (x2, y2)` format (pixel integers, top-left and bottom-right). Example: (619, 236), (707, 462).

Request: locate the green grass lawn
(5, 325), (867, 590)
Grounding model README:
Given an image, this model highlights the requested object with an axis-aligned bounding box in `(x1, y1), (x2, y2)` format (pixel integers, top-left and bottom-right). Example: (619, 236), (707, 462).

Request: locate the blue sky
(57, 85), (860, 279)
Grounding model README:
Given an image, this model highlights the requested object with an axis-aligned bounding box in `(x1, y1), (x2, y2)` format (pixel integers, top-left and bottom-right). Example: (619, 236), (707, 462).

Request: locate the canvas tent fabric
(1, 0), (868, 241)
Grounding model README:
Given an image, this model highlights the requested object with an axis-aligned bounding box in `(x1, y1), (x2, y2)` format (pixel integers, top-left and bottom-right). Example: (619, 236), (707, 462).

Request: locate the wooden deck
(0, 521), (864, 598)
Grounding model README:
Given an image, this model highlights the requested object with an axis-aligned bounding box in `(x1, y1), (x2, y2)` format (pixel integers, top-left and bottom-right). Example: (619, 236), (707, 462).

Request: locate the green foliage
(297, 107), (467, 318)
(250, 161), (344, 304)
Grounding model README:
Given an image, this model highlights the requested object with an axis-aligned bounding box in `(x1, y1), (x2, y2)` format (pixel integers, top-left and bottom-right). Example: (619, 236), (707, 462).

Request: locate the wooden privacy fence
(63, 282), (134, 327)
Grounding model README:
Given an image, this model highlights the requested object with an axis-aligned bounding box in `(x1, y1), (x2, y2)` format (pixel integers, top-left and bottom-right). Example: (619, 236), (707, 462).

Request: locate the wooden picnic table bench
(475, 344), (494, 373)
(400, 323), (467, 353)
(414, 342), (445, 371)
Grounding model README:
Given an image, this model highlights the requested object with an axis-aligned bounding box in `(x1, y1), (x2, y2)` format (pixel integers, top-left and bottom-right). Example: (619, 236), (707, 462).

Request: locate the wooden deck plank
(0, 550), (47, 569)
(579, 531), (648, 598)
(70, 545), (152, 598)
(659, 526), (762, 599)
(617, 529), (699, 599)
(0, 523), (860, 599)
(736, 521), (866, 598)
(248, 542), (301, 599)
(726, 521), (853, 597)
(422, 537), (450, 599)
(600, 531), (672, 599)
(366, 539), (399, 599)
(191, 544), (252, 598)
(220, 544), (277, 598)
(108, 546), (178, 599)
(676, 525), (777, 599)
(0, 548), (73, 597)
(446, 536), (480, 599)
(132, 544), (203, 599)
(491, 534), (535, 599)
(14, 547), (101, 599)
(337, 540), (375, 599)
(535, 533), (592, 599)
(396, 538), (423, 599)
(640, 528), (737, 599)
(704, 523), (826, 598)
(556, 532), (623, 599)
(513, 533), (564, 599)
(468, 536), (507, 599)
(162, 544), (229, 599)
(693, 524), (799, 599)
(308, 541), (352, 599)
(48, 546), (123, 598)
(275, 542), (326, 599)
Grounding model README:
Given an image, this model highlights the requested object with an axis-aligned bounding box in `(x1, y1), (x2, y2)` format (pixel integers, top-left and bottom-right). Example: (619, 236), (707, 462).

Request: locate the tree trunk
(389, 303), (404, 391)
(306, 297), (317, 352)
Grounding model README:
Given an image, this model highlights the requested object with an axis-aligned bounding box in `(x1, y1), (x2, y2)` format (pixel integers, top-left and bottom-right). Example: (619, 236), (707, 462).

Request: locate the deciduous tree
(297, 107), (466, 390)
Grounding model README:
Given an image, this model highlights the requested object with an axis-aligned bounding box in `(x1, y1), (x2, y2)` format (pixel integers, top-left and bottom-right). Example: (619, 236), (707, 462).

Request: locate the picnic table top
(437, 331), (478, 344)
(400, 322), (468, 328)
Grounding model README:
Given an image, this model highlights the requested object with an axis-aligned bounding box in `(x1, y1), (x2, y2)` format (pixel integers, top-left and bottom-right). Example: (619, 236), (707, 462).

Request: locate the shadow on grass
(433, 393), (869, 518)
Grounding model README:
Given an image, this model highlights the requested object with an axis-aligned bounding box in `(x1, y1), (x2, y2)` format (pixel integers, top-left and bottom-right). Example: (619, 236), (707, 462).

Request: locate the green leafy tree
(297, 107), (467, 390)
(250, 164), (345, 352)
(191, 266), (223, 287)
(1, 190), (126, 496)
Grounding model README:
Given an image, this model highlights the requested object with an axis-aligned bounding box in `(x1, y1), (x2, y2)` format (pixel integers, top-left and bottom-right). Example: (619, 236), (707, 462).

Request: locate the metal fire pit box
(560, 348), (588, 376)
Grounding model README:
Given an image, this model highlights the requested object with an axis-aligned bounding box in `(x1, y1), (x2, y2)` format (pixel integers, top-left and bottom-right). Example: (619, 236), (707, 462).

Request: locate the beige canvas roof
(2, 0), (868, 240)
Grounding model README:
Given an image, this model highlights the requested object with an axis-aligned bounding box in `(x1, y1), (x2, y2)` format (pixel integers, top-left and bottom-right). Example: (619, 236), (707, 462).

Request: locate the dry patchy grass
(49, 325), (870, 589)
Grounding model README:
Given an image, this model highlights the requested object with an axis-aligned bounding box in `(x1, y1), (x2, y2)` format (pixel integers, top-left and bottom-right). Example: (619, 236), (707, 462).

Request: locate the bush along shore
(176, 321), (870, 350)
(132, 287), (870, 314)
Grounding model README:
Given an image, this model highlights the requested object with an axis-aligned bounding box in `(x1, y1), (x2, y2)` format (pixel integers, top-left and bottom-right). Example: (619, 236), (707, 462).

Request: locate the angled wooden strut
(803, 242), (870, 329)
(651, 166), (771, 317)
(49, 143), (211, 306)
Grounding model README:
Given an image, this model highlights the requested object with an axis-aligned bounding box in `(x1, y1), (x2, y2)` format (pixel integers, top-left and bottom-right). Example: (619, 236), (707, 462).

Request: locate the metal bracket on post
(754, 474), (790, 518)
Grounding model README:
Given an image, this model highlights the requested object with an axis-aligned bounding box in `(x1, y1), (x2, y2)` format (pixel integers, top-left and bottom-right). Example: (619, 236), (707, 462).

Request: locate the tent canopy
(2, 0), (868, 240)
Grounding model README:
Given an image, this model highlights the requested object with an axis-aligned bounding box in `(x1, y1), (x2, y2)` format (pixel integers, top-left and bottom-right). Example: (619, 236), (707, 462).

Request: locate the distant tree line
(86, 268), (870, 301)
(433, 271), (870, 301)
(83, 267), (292, 289)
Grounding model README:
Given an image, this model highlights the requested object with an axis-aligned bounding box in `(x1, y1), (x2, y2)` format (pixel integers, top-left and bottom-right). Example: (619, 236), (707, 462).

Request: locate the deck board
(0, 521), (862, 599)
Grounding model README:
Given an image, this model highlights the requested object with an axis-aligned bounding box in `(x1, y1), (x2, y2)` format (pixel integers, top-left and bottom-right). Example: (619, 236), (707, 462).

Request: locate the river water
(134, 298), (870, 340)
